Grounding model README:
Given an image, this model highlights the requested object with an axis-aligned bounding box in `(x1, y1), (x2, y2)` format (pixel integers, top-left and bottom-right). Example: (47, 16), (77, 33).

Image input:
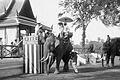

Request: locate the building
(0, 0), (36, 45)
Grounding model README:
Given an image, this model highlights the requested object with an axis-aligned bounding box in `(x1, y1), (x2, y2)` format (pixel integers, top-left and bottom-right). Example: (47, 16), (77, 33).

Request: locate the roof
(0, 0), (36, 28)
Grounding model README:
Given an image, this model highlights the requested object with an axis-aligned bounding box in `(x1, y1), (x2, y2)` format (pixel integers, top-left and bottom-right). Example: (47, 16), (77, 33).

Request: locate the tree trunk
(82, 25), (90, 63)
(82, 25), (86, 53)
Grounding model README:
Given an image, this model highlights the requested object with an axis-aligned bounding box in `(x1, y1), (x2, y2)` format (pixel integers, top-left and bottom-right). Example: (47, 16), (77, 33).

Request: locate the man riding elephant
(102, 36), (120, 67)
(51, 22), (73, 74)
(40, 22), (73, 74)
(52, 31), (73, 74)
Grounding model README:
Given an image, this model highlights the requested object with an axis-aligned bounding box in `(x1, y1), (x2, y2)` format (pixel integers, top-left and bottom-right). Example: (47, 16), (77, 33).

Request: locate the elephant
(102, 37), (120, 67)
(41, 31), (73, 74)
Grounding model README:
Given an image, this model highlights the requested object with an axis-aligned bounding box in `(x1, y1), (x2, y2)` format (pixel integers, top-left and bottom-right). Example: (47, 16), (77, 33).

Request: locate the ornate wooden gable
(0, 0), (36, 32)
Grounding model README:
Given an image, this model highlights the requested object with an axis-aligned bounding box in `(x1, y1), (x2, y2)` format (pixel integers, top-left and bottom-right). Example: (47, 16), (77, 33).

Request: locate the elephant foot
(111, 64), (114, 67)
(63, 65), (69, 72)
(44, 71), (49, 75)
(74, 70), (79, 74)
(45, 71), (49, 75)
(63, 68), (69, 72)
(102, 64), (105, 67)
(54, 70), (60, 74)
(105, 64), (110, 68)
(102, 59), (105, 67)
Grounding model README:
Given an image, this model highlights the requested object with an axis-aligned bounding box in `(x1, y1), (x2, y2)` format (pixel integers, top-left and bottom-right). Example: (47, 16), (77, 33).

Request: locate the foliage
(59, 0), (120, 52)
(59, 0), (120, 27)
(99, 0), (120, 26)
(87, 41), (103, 53)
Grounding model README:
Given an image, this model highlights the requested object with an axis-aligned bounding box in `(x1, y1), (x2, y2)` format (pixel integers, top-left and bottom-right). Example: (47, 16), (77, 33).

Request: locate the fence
(0, 45), (21, 59)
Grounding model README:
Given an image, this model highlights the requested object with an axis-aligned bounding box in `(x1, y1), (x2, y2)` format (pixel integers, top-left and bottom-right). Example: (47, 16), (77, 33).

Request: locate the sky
(30, 0), (59, 26)
(30, 0), (120, 45)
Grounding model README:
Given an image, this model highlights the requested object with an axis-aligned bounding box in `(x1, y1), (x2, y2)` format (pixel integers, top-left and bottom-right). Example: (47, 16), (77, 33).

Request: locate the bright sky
(30, 0), (59, 26)
(30, 0), (120, 45)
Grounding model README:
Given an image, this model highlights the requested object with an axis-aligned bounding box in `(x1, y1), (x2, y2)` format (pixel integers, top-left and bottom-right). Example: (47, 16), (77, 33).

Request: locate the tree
(58, 0), (120, 53)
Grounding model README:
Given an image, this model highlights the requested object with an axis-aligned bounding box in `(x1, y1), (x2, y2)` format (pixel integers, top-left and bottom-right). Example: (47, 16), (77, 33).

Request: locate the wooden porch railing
(0, 45), (21, 59)
(0, 40), (23, 59)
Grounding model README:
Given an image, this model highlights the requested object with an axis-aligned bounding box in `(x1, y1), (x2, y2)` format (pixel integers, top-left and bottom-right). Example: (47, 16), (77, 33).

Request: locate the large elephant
(102, 37), (120, 67)
(41, 32), (73, 74)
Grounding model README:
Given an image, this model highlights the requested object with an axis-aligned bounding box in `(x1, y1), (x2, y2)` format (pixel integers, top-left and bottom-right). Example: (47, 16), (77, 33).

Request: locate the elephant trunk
(41, 34), (55, 62)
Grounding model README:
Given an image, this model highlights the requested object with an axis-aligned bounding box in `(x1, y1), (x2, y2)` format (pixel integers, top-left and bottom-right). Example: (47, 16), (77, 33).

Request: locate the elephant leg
(111, 55), (115, 67)
(49, 55), (55, 69)
(44, 61), (48, 74)
(43, 52), (55, 75)
(46, 56), (52, 75)
(62, 54), (70, 72)
(43, 52), (50, 75)
(106, 54), (110, 67)
(54, 57), (62, 74)
(44, 56), (53, 75)
(101, 54), (105, 67)
(63, 61), (69, 72)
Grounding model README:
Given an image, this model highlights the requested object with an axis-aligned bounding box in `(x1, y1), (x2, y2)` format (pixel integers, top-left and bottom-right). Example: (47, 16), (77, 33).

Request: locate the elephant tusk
(40, 52), (50, 62)
(40, 57), (45, 61)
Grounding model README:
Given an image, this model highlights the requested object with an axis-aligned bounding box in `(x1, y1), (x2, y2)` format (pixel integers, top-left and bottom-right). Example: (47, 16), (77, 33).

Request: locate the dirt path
(1, 57), (120, 80)
(1, 63), (120, 80)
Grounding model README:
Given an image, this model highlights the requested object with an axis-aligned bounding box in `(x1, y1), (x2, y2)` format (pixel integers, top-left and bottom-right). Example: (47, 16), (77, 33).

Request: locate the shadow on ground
(78, 65), (120, 73)
(1, 64), (120, 80)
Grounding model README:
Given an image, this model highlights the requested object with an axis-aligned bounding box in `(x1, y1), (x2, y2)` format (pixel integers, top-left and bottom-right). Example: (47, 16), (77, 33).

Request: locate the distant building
(0, 0), (36, 45)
